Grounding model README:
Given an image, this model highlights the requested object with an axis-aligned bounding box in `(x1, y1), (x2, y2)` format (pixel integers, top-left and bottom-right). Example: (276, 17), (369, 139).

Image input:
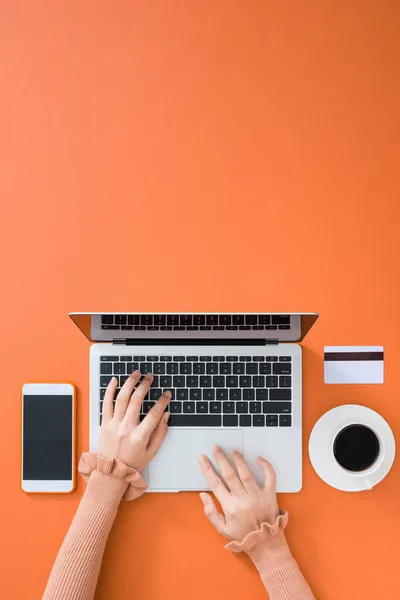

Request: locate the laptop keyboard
(100, 314), (291, 331)
(99, 355), (292, 428)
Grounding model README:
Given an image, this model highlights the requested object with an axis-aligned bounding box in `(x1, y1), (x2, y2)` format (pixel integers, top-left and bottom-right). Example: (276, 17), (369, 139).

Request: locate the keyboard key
(160, 376), (172, 387)
(263, 401), (291, 413)
(134, 325), (146, 330)
(186, 356), (199, 361)
(210, 402), (222, 413)
(260, 363), (272, 375)
(176, 389), (189, 401)
(114, 363), (126, 375)
(219, 315), (231, 325)
(252, 325), (264, 330)
(120, 375), (129, 387)
(213, 356), (225, 362)
(181, 315), (192, 326)
(279, 415), (292, 427)
(180, 363), (192, 375)
(127, 315), (140, 325)
(226, 376), (238, 387)
(101, 315), (114, 324)
(266, 420), (278, 427)
(243, 389), (255, 400)
(163, 389), (175, 400)
(173, 356), (185, 361)
(229, 389), (242, 401)
(265, 415), (278, 424)
(100, 375), (114, 387)
(193, 315), (205, 325)
(206, 363), (219, 374)
(239, 325), (251, 330)
(193, 363), (205, 374)
(240, 415), (252, 426)
(226, 325), (238, 330)
(196, 402), (208, 413)
(133, 356), (146, 361)
(213, 376), (225, 388)
(266, 376), (278, 387)
(115, 315), (127, 325)
(183, 402), (196, 413)
(143, 401), (155, 413)
(173, 376), (186, 387)
(200, 325), (212, 330)
(256, 389), (269, 400)
(253, 415), (265, 426)
(99, 414), (103, 425)
(154, 315), (166, 326)
(220, 363), (232, 375)
(253, 356), (264, 362)
(101, 325), (119, 330)
(265, 356), (278, 362)
(203, 389), (215, 401)
(120, 356), (132, 362)
(170, 402), (182, 413)
(127, 363), (139, 373)
(213, 325), (224, 330)
(246, 363), (258, 374)
(216, 389), (229, 400)
(245, 315), (258, 325)
(270, 389), (292, 401)
(140, 363), (152, 374)
(232, 315), (245, 325)
(160, 326), (173, 330)
(167, 363), (179, 374)
(150, 376), (160, 387)
(232, 363), (245, 374)
(140, 315), (153, 326)
(160, 356), (172, 361)
(239, 356), (251, 362)
(273, 363), (292, 375)
(168, 415), (221, 426)
(206, 315), (219, 326)
(280, 356), (292, 362)
(223, 402), (235, 413)
(272, 315), (291, 325)
(265, 325), (277, 330)
(259, 315), (271, 325)
(278, 325), (290, 330)
(149, 388), (161, 400)
(190, 389), (202, 400)
(223, 415), (238, 426)
(146, 356), (159, 362)
(100, 388), (106, 400)
(153, 363), (165, 375)
(236, 402), (248, 413)
(200, 356), (212, 361)
(200, 376), (212, 387)
(249, 402), (261, 414)
(101, 356), (119, 362)
(240, 376), (252, 387)
(280, 376), (292, 388)
(173, 326), (185, 330)
(166, 315), (180, 325)
(100, 363), (113, 374)
(253, 376), (265, 387)
(121, 325), (133, 330)
(187, 376), (199, 387)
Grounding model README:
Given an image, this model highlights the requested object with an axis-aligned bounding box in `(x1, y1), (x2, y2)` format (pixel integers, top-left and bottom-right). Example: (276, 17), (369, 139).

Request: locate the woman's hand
(199, 446), (280, 542)
(99, 371), (171, 471)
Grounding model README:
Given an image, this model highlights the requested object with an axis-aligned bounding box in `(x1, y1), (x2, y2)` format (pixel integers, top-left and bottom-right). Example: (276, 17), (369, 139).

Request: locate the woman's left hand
(99, 370), (171, 470)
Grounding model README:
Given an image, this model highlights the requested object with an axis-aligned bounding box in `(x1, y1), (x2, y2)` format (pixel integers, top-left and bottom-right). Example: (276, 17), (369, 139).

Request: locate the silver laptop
(69, 312), (318, 493)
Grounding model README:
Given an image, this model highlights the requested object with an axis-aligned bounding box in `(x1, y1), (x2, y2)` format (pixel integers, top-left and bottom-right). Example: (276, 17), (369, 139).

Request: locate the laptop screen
(69, 313), (318, 343)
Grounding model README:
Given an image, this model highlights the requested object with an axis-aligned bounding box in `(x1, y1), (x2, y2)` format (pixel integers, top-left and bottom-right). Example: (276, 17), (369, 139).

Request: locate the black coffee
(333, 424), (380, 472)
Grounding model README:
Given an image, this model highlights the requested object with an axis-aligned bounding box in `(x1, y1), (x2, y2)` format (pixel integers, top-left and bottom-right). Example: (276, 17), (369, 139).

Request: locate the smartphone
(21, 383), (76, 493)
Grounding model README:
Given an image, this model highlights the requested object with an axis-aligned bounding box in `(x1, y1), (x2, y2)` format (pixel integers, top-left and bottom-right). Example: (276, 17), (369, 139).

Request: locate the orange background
(1, 1), (399, 598)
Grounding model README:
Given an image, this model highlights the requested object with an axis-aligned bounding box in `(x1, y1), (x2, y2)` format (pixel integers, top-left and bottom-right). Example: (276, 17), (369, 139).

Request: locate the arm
(43, 371), (171, 600)
(199, 449), (316, 600)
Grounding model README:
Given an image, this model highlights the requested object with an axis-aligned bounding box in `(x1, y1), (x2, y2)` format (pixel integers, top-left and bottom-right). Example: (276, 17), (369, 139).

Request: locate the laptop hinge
(112, 338), (269, 346)
(265, 338), (279, 345)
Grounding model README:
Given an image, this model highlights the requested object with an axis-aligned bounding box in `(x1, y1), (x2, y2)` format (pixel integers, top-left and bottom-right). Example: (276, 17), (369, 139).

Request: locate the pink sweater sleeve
(42, 453), (147, 600)
(226, 512), (316, 600)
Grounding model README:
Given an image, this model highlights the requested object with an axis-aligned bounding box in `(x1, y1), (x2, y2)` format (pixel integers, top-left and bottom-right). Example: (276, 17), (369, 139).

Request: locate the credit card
(324, 346), (384, 384)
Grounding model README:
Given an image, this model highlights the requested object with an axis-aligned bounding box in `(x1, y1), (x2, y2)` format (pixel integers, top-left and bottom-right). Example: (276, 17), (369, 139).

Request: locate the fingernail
(199, 493), (209, 505)
(164, 391), (172, 399)
(214, 445), (223, 456)
(163, 412), (170, 423)
(110, 377), (116, 385)
(199, 454), (207, 465)
(130, 370), (140, 377)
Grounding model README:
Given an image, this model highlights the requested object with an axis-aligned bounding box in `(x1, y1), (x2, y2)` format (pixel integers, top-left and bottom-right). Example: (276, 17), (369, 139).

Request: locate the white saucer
(309, 405), (396, 492)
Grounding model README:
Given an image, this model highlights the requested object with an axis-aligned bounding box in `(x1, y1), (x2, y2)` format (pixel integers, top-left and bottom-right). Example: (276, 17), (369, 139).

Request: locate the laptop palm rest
(148, 429), (243, 491)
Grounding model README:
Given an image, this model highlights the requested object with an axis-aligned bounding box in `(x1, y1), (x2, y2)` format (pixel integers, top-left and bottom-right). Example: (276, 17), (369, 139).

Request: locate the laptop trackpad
(148, 429), (243, 491)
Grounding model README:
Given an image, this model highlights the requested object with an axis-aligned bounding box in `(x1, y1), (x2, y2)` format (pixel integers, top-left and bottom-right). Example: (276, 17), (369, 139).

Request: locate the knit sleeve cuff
(78, 453), (147, 503)
(225, 510), (289, 553)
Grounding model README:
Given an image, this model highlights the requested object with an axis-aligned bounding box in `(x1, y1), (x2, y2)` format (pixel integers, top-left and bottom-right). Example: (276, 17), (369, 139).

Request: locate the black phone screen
(23, 395), (73, 480)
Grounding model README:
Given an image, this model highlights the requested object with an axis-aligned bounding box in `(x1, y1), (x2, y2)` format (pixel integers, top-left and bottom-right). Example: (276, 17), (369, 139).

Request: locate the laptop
(69, 312), (318, 492)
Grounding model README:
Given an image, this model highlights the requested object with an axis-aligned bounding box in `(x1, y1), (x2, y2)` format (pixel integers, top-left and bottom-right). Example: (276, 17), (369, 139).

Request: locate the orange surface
(1, 1), (399, 598)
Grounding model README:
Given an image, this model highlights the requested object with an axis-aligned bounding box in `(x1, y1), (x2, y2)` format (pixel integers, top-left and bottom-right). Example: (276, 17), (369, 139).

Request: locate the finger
(198, 454), (230, 505)
(122, 373), (154, 423)
(257, 456), (277, 491)
(231, 450), (260, 495)
(102, 377), (117, 422)
(137, 391), (172, 438)
(213, 446), (244, 495)
(146, 412), (170, 460)
(199, 493), (226, 534)
(114, 370), (142, 420)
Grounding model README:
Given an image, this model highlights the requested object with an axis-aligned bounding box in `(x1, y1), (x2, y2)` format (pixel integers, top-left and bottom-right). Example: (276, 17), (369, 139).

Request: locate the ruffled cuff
(226, 510), (288, 553)
(225, 511), (293, 576)
(79, 453), (147, 503)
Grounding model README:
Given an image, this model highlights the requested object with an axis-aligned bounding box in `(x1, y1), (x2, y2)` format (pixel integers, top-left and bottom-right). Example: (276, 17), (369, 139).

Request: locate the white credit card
(324, 346), (384, 384)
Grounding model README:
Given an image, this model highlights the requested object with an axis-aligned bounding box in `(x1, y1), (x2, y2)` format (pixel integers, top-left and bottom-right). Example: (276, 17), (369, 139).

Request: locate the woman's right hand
(199, 446), (280, 542)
